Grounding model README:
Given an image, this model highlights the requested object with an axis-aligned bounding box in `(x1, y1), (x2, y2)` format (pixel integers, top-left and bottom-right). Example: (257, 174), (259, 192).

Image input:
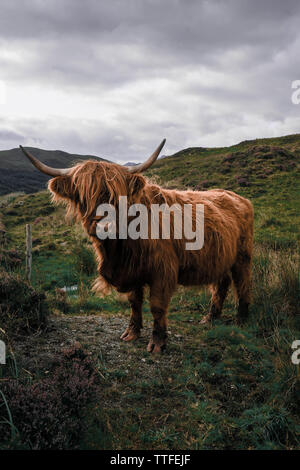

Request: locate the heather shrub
(0, 269), (49, 336)
(0, 344), (99, 449)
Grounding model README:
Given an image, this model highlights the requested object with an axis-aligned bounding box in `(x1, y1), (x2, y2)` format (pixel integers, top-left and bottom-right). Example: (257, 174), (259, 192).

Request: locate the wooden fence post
(26, 224), (32, 281)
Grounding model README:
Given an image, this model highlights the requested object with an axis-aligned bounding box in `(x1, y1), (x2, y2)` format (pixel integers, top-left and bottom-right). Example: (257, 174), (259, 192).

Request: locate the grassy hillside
(0, 134), (299, 450)
(0, 146), (107, 195)
(146, 133), (300, 246)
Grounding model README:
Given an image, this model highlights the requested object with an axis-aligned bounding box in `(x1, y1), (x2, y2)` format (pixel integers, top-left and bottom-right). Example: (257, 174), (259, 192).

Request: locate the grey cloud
(0, 0), (300, 159)
(0, 128), (24, 141)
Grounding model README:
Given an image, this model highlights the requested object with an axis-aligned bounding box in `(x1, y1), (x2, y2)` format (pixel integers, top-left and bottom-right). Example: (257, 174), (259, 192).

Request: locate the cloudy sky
(0, 0), (300, 163)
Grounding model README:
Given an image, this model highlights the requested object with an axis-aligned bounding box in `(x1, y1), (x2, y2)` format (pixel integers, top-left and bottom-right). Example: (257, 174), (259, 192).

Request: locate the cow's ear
(48, 175), (73, 200)
(127, 174), (146, 197)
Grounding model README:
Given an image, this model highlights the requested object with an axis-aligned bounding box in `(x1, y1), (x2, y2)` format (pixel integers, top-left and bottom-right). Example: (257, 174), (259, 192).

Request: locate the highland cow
(20, 140), (254, 353)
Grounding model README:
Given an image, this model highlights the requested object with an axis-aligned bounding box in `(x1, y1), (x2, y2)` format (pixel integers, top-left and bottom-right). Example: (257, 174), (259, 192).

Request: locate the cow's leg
(147, 282), (174, 353)
(200, 274), (231, 324)
(231, 252), (252, 324)
(120, 287), (143, 341)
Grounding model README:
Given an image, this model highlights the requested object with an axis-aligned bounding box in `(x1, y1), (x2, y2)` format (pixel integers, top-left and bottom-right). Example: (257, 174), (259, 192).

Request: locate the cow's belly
(178, 266), (212, 286)
(177, 249), (236, 286)
(100, 268), (147, 293)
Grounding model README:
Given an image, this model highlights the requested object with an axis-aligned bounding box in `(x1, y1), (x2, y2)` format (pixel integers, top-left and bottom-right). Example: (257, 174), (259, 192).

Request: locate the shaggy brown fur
(49, 160), (254, 353)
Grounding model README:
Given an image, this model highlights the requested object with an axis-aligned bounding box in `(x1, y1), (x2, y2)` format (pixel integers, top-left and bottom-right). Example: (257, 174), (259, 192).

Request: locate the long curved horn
(125, 139), (166, 173)
(19, 145), (70, 177)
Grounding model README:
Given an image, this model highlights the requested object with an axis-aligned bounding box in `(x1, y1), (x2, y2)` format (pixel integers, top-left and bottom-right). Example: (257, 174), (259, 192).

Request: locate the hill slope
(0, 147), (108, 195)
(147, 134), (300, 190)
(145, 133), (300, 245)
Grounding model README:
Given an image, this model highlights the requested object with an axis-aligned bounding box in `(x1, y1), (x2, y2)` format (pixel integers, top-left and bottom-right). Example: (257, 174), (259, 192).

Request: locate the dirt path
(12, 313), (186, 377)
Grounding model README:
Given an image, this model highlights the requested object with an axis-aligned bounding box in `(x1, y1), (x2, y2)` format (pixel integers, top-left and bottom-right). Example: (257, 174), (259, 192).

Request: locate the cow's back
(176, 189), (253, 286)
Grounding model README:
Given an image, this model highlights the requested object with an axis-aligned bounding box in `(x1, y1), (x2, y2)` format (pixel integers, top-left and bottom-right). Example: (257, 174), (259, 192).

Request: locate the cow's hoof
(120, 327), (140, 342)
(147, 338), (166, 354)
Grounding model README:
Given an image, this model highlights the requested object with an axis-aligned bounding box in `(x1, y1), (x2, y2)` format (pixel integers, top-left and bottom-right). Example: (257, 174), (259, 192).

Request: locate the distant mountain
(124, 162), (137, 166)
(0, 147), (108, 195)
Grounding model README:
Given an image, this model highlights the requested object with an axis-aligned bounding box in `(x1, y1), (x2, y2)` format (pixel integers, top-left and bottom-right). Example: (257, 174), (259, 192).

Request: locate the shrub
(0, 344), (99, 449)
(0, 269), (49, 336)
(0, 248), (22, 270)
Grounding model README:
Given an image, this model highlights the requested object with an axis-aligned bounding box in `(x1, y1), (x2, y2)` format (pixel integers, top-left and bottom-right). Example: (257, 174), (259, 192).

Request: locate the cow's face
(48, 161), (146, 220)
